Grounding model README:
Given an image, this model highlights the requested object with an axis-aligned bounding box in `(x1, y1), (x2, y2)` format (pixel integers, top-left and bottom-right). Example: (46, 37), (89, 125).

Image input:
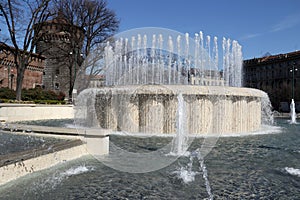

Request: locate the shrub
(33, 99), (66, 104)
(0, 88), (16, 99)
(0, 88), (66, 103)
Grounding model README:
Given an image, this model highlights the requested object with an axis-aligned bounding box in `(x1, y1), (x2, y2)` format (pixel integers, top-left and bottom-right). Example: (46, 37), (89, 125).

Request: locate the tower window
(55, 82), (59, 90)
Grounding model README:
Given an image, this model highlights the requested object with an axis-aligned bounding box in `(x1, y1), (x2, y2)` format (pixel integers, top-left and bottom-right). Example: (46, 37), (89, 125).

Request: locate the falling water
(171, 93), (188, 155)
(198, 152), (214, 200)
(103, 31), (243, 87)
(290, 99), (297, 124)
(174, 149), (214, 200)
(168, 93), (214, 198)
(176, 35), (182, 83)
(213, 36), (218, 85)
(206, 35), (211, 82)
(170, 93), (214, 199)
(91, 29), (244, 199)
(168, 36), (174, 84)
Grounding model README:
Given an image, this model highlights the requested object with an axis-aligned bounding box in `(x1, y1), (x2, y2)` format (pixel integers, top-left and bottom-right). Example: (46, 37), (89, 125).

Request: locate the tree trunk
(69, 63), (73, 100)
(15, 63), (26, 101)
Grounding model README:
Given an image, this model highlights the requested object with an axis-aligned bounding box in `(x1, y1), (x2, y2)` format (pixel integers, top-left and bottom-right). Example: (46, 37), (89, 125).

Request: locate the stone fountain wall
(79, 85), (264, 135)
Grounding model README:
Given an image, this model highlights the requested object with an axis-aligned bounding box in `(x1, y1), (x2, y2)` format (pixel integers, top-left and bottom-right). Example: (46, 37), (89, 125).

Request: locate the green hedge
(0, 88), (66, 104)
(33, 100), (66, 104)
(0, 88), (16, 99)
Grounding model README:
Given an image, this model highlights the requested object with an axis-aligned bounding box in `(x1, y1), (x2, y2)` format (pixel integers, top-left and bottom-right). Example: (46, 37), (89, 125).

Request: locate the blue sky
(107, 0), (300, 59)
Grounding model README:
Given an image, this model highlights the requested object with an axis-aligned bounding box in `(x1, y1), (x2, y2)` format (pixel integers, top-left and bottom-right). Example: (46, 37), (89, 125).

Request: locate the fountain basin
(77, 85), (265, 135)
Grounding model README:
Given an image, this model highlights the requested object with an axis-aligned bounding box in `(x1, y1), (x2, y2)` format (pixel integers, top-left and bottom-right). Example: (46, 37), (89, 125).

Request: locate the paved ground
(1, 124), (80, 136)
(0, 124), (83, 168)
(0, 139), (83, 167)
(0, 124), (109, 168)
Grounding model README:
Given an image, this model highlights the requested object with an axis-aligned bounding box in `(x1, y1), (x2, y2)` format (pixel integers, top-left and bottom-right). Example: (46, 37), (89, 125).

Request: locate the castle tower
(35, 12), (85, 99)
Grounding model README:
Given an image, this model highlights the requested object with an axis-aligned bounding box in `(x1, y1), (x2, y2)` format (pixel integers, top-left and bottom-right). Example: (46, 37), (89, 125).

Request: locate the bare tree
(52, 0), (119, 93)
(54, 0), (119, 56)
(0, 0), (52, 100)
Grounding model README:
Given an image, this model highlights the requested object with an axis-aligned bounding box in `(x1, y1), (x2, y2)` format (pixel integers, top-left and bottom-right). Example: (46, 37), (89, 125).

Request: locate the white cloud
(240, 13), (300, 41)
(271, 13), (300, 32)
(239, 33), (262, 40)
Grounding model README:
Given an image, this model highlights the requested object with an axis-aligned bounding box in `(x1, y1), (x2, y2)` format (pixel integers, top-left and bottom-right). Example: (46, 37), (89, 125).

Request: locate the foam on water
(175, 167), (198, 184)
(109, 124), (282, 138)
(173, 149), (213, 199)
(61, 165), (91, 176)
(285, 167), (300, 177)
(172, 153), (198, 184)
(31, 165), (93, 192)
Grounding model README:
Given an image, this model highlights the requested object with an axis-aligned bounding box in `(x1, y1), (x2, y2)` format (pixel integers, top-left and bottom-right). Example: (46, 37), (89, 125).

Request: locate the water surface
(0, 119), (300, 199)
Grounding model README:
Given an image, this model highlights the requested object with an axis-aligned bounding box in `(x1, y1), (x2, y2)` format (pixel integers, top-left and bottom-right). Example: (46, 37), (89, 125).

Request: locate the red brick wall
(0, 47), (44, 90)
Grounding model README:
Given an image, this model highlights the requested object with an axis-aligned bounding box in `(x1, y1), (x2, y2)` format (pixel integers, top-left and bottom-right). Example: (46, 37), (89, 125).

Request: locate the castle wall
(0, 46), (44, 90)
(35, 19), (85, 98)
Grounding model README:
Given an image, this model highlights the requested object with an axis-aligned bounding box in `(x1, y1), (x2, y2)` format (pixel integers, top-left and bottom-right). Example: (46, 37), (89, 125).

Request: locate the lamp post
(69, 49), (77, 103)
(290, 62), (298, 100)
(10, 73), (14, 89)
(290, 62), (298, 123)
(70, 47), (83, 103)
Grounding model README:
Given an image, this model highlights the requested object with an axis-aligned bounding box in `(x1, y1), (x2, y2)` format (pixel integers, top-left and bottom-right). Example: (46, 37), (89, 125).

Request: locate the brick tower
(35, 12), (84, 99)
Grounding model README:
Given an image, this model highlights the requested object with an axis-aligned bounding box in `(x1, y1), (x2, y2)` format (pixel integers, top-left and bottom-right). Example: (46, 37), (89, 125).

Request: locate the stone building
(189, 68), (224, 86)
(243, 50), (300, 111)
(0, 43), (45, 90)
(35, 13), (85, 99)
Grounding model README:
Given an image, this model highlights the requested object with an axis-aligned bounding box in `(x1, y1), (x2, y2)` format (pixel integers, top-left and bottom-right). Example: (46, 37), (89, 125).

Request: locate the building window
(55, 82), (59, 90)
(55, 69), (60, 75)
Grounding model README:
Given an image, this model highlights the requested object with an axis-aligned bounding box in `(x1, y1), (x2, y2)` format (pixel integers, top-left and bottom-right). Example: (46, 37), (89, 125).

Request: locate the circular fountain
(83, 85), (263, 134)
(75, 28), (269, 136)
(73, 28), (274, 175)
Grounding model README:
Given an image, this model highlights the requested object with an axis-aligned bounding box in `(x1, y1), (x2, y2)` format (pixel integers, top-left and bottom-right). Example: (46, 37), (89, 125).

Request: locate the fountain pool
(73, 28), (273, 174)
(0, 119), (299, 199)
(0, 131), (70, 156)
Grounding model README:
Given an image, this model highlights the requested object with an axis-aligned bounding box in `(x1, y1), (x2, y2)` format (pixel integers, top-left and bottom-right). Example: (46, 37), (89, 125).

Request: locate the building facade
(243, 51), (300, 111)
(35, 13), (84, 99)
(0, 43), (45, 90)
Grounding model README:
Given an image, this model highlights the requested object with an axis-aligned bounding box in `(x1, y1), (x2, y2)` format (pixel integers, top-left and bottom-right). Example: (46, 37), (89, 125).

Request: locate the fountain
(290, 99), (297, 124)
(1, 29), (297, 200)
(74, 28), (272, 177)
(75, 28), (267, 136)
(71, 27), (273, 199)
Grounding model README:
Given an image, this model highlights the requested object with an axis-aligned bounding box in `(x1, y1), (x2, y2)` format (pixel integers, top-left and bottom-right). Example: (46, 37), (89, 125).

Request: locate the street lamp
(10, 73), (14, 89)
(289, 62), (298, 124)
(290, 62), (298, 100)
